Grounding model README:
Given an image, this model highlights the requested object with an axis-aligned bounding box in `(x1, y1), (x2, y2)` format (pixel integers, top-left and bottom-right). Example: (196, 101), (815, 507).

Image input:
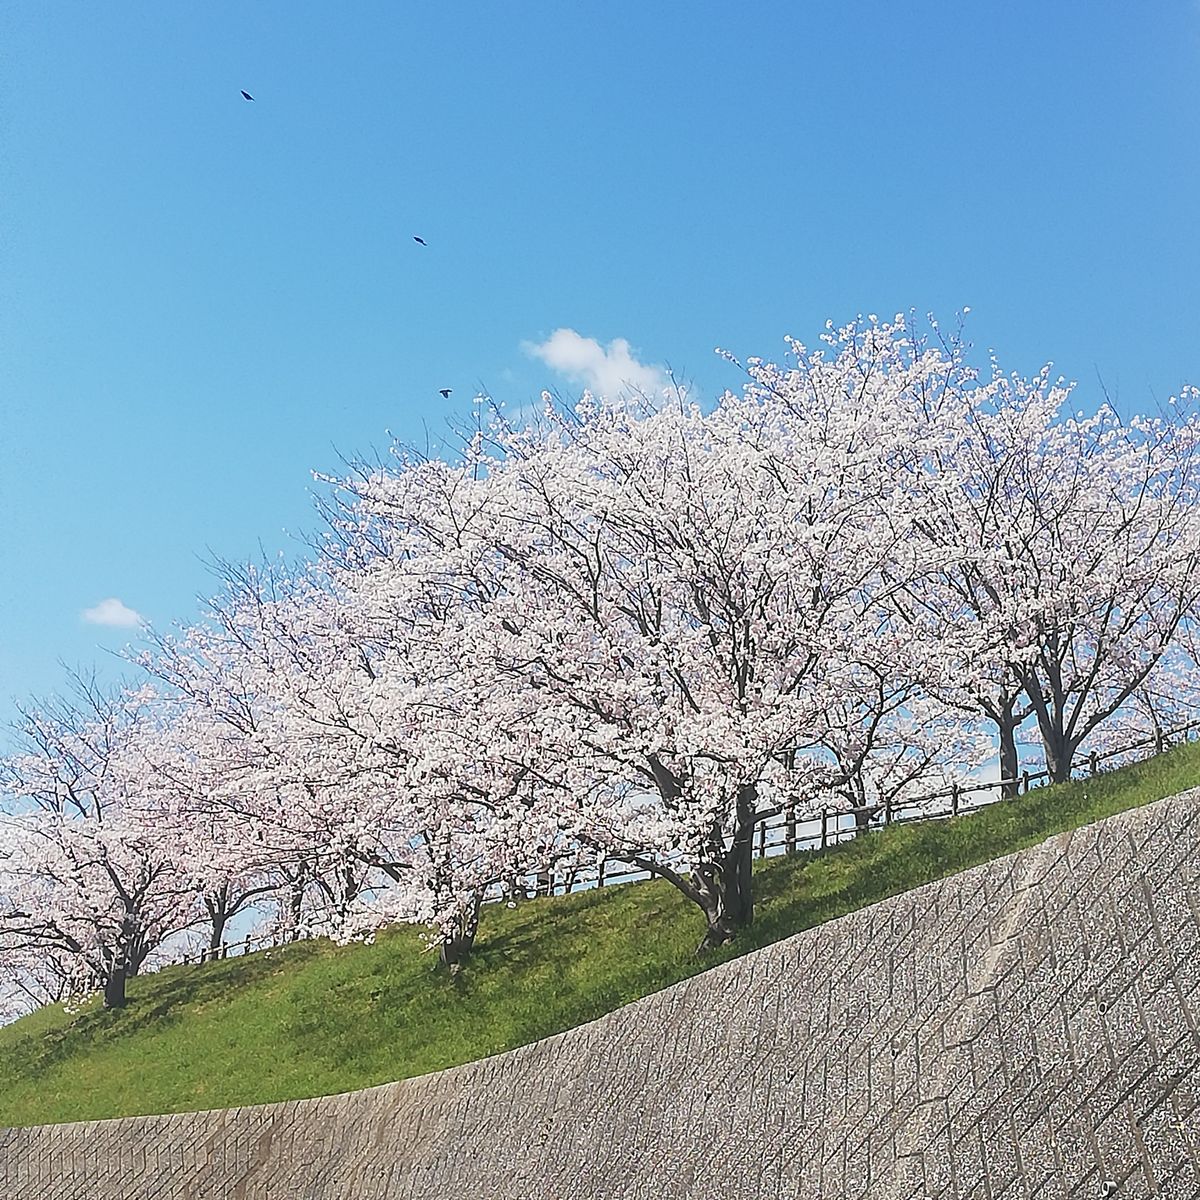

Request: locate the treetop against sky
(5, 321), (1200, 1017)
(2, 2), (1200, 715)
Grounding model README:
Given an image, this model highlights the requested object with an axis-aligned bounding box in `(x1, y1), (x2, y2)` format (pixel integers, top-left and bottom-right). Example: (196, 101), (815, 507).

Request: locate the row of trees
(4, 315), (1200, 1014)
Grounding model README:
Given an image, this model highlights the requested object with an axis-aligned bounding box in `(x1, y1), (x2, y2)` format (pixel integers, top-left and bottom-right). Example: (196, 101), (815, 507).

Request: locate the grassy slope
(2, 742), (1198, 1128)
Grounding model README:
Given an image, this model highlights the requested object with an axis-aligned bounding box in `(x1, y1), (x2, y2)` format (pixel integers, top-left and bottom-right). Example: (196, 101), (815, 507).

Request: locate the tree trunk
(641, 758), (759, 954)
(1029, 693), (1073, 783)
(998, 716), (1020, 799)
(286, 867), (306, 942)
(102, 967), (127, 1009)
(438, 893), (482, 969)
(693, 784), (757, 954)
(1043, 732), (1073, 784)
(1022, 670), (1075, 785)
(852, 796), (878, 833)
(103, 911), (144, 1004)
(206, 886), (231, 953)
(980, 691), (1027, 799)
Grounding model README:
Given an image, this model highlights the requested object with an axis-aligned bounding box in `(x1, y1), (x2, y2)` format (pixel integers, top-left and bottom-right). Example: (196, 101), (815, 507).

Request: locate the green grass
(2, 741), (1198, 1128)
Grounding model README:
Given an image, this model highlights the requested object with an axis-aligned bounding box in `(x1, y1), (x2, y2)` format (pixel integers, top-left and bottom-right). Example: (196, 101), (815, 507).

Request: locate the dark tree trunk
(438, 893), (482, 969)
(641, 757), (760, 954)
(286, 868), (306, 941)
(692, 783), (757, 954)
(1027, 687), (1074, 784)
(102, 910), (147, 1005)
(102, 967), (127, 1009)
(205, 885), (231, 953)
(998, 715), (1020, 798)
(981, 691), (1025, 799)
(852, 799), (879, 833)
(1022, 664), (1076, 785)
(1043, 731), (1074, 784)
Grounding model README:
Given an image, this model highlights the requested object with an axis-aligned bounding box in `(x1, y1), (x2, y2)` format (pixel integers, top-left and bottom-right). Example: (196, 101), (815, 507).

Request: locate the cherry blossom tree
(0, 938), (79, 1023)
(0, 682), (196, 1009)
(7, 313), (1200, 1000)
(1074, 646), (1200, 769)
(810, 667), (989, 828)
(116, 702), (286, 956)
(903, 368), (1200, 785)
(1011, 401), (1200, 780)
(327, 318), (976, 950)
(137, 554), (561, 967)
(883, 376), (1050, 795)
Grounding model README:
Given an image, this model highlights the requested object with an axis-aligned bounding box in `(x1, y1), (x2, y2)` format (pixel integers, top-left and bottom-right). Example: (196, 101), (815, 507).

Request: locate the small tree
(0, 684), (195, 1008)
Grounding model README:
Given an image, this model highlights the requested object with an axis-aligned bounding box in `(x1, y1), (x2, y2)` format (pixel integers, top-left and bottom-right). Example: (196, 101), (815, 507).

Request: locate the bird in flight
(240, 90), (254, 101)
(439, 389), (452, 399)
(413, 235), (427, 246)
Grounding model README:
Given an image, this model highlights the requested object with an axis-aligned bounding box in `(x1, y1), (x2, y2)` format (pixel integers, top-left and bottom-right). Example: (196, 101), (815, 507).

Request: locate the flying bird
(439, 389), (452, 399)
(412, 235), (427, 246)
(240, 90), (254, 101)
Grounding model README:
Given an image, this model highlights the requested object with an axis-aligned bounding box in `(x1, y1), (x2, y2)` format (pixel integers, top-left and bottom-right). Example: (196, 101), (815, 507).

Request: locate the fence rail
(173, 716), (1200, 967)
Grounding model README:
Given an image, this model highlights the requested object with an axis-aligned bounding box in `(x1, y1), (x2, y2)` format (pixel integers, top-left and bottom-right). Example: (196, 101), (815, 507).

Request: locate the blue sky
(2, 2), (1200, 719)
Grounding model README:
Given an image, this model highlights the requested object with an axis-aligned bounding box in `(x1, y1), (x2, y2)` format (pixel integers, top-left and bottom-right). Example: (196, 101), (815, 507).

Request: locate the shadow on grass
(443, 740), (1200, 998)
(3, 941), (324, 1078)
(5, 740), (1196, 1120)
(226, 740), (1200, 1080)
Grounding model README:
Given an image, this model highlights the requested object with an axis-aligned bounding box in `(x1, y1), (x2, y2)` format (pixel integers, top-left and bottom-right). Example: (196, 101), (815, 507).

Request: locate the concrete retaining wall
(3, 792), (1199, 1198)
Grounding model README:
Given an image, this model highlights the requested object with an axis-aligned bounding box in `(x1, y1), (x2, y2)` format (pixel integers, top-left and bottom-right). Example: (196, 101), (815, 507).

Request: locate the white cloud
(523, 328), (673, 401)
(81, 597), (144, 628)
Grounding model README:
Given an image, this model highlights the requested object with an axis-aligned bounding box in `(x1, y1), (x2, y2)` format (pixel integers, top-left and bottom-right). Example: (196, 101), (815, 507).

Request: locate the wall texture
(3, 792), (1199, 1199)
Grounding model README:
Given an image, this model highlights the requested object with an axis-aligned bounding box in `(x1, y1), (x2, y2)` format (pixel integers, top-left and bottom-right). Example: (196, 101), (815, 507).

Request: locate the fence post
(1156, 729), (1165, 755)
(884, 798), (893, 826)
(597, 858), (606, 889)
(820, 808), (829, 850)
(758, 821), (767, 859)
(1089, 751), (1098, 777)
(243, 933), (252, 956)
(1021, 770), (1030, 794)
(951, 783), (960, 816)
(785, 804), (796, 855)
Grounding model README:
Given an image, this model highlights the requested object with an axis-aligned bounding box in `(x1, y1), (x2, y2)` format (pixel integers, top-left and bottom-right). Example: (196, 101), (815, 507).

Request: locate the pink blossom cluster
(5, 316), (1200, 1012)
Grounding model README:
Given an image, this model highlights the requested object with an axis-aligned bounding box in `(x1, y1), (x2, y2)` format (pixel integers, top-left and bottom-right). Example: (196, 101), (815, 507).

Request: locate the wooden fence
(176, 716), (1200, 966)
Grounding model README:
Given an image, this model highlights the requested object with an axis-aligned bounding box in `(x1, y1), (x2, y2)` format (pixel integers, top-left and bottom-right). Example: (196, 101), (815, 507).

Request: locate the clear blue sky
(3, 2), (1200, 718)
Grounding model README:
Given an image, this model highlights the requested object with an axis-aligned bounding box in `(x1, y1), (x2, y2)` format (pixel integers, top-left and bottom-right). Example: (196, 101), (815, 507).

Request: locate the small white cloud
(81, 597), (144, 628)
(523, 328), (672, 401)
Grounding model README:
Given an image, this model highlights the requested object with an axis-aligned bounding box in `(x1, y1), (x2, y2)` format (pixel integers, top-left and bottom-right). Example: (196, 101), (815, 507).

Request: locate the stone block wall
(3, 792), (1199, 1198)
